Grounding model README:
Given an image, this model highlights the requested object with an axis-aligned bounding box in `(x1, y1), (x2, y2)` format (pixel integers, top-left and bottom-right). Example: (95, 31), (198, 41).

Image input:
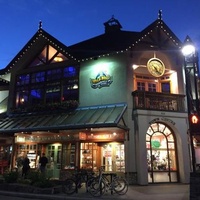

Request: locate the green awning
(0, 103), (128, 134)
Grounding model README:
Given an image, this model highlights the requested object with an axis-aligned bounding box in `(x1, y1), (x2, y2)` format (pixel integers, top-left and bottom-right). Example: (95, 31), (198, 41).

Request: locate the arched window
(146, 122), (178, 183)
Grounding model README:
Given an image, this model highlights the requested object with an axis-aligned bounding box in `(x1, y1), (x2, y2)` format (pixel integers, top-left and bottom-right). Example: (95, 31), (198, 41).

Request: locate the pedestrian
(22, 155), (30, 178)
(39, 153), (48, 173)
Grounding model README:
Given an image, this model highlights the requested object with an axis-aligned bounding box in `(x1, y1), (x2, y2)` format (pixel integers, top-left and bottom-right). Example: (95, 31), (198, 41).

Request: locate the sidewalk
(0, 184), (190, 200)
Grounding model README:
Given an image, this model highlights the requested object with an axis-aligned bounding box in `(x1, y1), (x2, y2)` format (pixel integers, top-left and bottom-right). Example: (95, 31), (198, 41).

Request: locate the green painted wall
(79, 54), (129, 107)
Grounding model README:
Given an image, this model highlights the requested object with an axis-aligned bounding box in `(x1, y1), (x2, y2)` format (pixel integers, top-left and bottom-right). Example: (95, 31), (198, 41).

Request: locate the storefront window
(146, 123), (177, 172)
(15, 144), (41, 169)
(115, 144), (125, 172)
(80, 143), (97, 171)
(62, 143), (76, 169)
(102, 143), (125, 172)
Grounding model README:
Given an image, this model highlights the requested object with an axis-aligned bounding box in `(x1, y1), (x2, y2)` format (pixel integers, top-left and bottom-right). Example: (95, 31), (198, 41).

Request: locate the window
(15, 66), (79, 111)
(29, 45), (68, 67)
(137, 82), (145, 91)
(62, 143), (76, 169)
(15, 144), (42, 169)
(137, 81), (157, 92)
(31, 72), (45, 83)
(64, 66), (77, 77)
(46, 69), (62, 81)
(161, 82), (170, 93)
(146, 123), (178, 183)
(46, 83), (61, 104)
(80, 143), (97, 170)
(148, 83), (156, 92)
(17, 74), (30, 85)
(30, 87), (44, 105)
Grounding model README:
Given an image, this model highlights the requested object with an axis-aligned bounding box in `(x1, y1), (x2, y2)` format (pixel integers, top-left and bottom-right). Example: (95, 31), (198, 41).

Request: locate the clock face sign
(147, 58), (165, 77)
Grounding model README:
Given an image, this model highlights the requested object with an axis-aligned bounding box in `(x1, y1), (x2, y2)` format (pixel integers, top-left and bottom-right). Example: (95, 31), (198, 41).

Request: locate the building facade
(0, 11), (197, 185)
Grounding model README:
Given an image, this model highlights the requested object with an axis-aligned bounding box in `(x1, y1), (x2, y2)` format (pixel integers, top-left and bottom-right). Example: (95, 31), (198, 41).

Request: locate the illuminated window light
(54, 56), (63, 62)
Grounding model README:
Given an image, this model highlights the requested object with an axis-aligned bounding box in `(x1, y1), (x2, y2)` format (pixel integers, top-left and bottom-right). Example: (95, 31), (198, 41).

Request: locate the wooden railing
(132, 90), (186, 112)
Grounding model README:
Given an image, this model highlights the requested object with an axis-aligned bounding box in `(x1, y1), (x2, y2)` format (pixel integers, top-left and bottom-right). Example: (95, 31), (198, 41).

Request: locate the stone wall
(125, 172), (137, 185)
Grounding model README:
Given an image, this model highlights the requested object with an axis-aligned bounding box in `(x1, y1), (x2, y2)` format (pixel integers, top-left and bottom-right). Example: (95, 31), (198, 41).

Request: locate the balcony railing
(132, 90), (186, 112)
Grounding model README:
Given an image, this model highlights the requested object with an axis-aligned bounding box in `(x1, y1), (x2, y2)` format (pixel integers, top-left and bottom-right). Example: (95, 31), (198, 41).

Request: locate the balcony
(132, 90), (186, 112)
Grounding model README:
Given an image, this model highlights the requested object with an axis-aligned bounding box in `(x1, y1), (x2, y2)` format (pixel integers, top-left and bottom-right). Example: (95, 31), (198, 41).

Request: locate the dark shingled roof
(68, 30), (140, 60)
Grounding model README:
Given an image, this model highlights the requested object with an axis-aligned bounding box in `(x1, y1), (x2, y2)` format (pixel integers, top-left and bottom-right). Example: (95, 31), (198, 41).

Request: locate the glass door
(46, 144), (62, 179)
(101, 143), (125, 172)
(146, 123), (178, 183)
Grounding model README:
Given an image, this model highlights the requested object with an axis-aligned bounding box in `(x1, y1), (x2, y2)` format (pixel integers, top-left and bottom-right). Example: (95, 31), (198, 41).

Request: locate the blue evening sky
(0, 0), (200, 69)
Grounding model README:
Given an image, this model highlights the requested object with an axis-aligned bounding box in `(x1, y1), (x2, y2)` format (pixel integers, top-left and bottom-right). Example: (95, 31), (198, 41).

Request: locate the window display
(80, 143), (97, 170)
(62, 143), (76, 169)
(102, 143), (125, 172)
(115, 144), (125, 172)
(15, 144), (41, 169)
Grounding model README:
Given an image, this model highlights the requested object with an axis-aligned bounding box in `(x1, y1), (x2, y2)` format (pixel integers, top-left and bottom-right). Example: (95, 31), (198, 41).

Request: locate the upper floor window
(46, 69), (62, 81)
(135, 75), (171, 93)
(17, 74), (30, 86)
(137, 82), (145, 91)
(137, 81), (157, 92)
(31, 72), (45, 83)
(64, 66), (77, 78)
(15, 65), (79, 113)
(148, 83), (156, 92)
(161, 82), (170, 93)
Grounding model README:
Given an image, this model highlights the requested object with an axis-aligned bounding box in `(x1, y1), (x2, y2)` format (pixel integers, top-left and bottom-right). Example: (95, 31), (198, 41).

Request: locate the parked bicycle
(62, 167), (94, 195)
(87, 166), (128, 197)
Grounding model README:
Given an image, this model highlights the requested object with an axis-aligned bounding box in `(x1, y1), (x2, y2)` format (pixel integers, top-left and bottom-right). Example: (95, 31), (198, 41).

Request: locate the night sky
(0, 0), (200, 69)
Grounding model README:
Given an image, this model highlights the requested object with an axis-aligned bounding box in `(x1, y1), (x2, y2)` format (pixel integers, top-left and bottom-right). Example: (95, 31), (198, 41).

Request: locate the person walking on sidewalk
(39, 153), (48, 174)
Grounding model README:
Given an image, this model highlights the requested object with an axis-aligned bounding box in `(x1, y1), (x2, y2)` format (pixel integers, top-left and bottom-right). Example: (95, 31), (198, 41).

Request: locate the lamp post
(182, 35), (199, 173)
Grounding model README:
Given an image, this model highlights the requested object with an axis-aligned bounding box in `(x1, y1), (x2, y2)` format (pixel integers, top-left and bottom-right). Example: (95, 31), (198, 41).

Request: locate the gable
(132, 19), (182, 51)
(28, 45), (69, 68)
(2, 28), (78, 74)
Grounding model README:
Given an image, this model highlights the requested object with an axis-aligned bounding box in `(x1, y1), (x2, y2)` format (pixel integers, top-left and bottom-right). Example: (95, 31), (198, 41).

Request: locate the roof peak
(38, 20), (42, 29)
(104, 16), (122, 33)
(158, 9), (162, 20)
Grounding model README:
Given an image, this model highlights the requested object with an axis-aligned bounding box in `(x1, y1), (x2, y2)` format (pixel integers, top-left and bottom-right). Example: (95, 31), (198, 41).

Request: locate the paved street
(0, 184), (189, 200)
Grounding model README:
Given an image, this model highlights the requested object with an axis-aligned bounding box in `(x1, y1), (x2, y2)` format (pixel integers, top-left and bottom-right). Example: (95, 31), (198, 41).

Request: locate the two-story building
(0, 11), (196, 185)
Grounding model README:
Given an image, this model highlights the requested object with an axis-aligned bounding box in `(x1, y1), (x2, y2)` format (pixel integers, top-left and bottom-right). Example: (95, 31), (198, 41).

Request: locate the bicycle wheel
(62, 178), (76, 194)
(112, 177), (128, 195)
(87, 177), (106, 197)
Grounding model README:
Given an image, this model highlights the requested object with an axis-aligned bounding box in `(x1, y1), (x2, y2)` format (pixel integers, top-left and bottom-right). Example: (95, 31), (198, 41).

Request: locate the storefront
(134, 111), (190, 185)
(14, 130), (126, 179)
(0, 103), (125, 179)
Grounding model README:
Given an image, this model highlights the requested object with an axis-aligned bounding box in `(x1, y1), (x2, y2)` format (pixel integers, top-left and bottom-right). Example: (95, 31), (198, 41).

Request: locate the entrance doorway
(101, 142), (125, 172)
(146, 123), (178, 183)
(80, 142), (125, 173)
(46, 144), (61, 179)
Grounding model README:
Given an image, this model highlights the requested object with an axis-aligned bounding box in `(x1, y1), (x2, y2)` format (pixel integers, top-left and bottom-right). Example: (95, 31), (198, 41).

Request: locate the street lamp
(182, 35), (199, 172)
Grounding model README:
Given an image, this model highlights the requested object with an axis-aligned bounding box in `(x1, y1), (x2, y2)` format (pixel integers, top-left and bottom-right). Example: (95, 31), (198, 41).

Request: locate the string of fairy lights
(0, 14), (181, 81)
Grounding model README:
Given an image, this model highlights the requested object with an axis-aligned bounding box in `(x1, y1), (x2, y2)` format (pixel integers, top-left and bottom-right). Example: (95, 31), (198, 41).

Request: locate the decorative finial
(39, 20), (42, 29)
(158, 10), (162, 20)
